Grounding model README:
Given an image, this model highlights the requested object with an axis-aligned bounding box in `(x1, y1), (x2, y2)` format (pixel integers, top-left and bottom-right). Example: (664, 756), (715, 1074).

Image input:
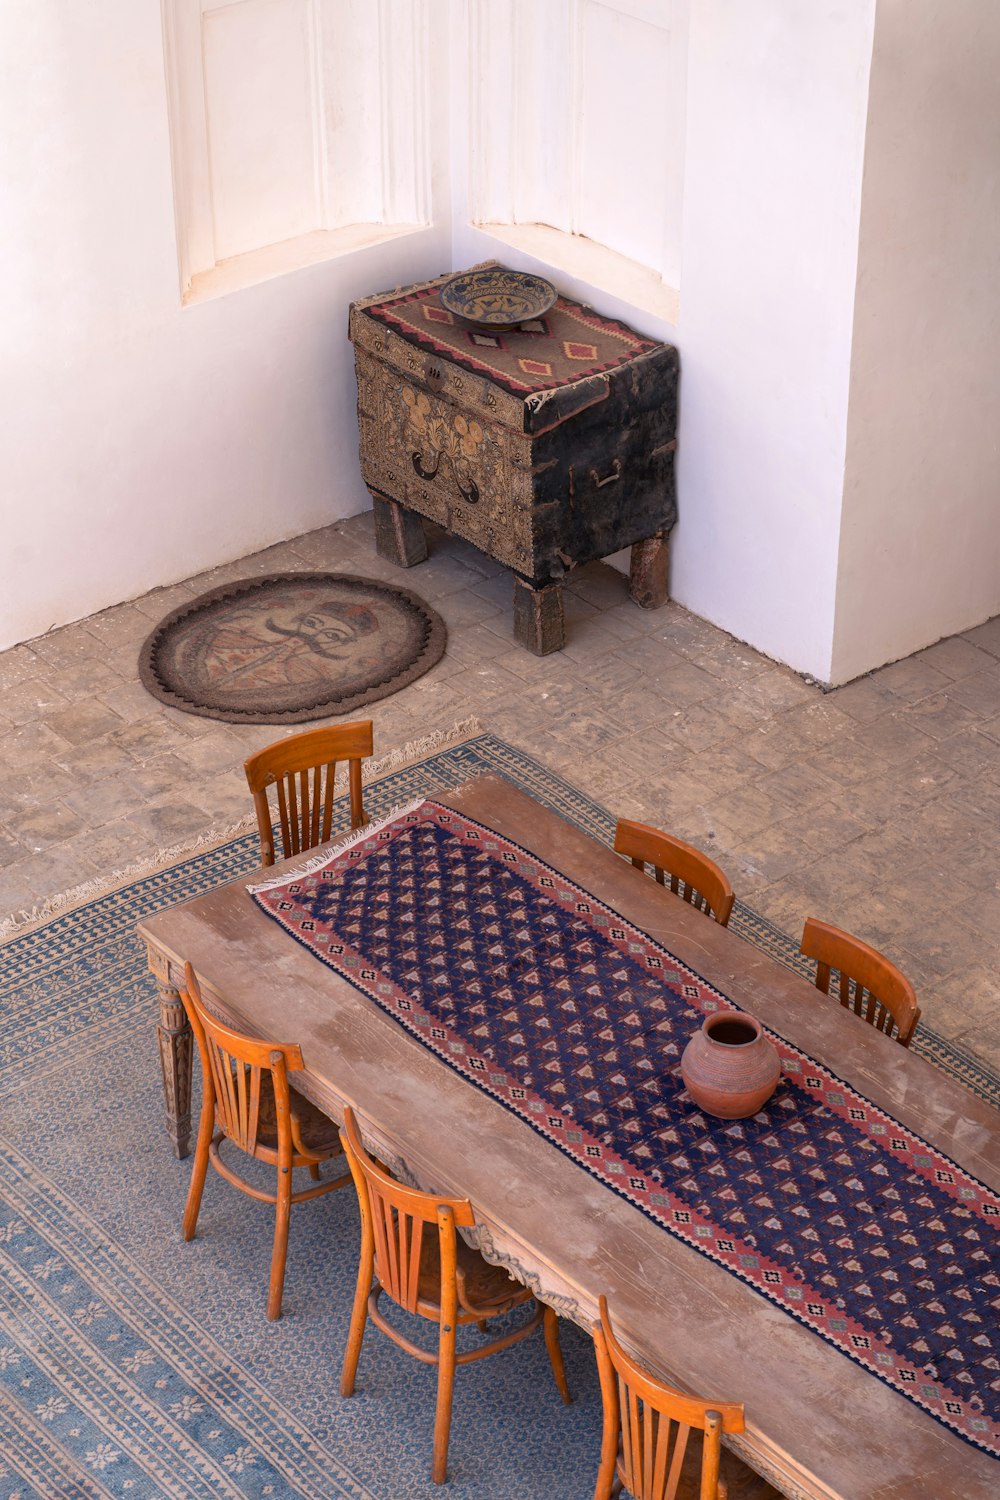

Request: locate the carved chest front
(348, 268), (679, 653)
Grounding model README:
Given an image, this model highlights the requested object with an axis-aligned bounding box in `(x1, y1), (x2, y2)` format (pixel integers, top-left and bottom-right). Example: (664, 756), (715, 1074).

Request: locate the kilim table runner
(249, 801), (1000, 1459)
(363, 280), (659, 397)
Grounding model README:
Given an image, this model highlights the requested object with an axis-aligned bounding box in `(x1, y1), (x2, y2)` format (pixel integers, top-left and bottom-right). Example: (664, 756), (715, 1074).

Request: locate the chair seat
(620, 1435), (780, 1500)
(251, 1073), (343, 1157)
(340, 1104), (569, 1484)
(414, 1226), (530, 1319)
(181, 961), (353, 1322)
(717, 1444), (780, 1500)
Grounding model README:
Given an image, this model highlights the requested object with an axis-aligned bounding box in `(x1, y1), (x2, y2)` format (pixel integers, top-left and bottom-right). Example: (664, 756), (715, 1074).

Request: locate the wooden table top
(138, 776), (1000, 1500)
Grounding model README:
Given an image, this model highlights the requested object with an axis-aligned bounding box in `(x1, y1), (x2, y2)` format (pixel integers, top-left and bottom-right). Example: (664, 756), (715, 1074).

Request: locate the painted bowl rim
(439, 268), (558, 327)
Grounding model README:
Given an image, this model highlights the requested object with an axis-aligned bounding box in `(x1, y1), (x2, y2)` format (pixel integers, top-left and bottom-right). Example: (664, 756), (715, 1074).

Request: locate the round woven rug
(138, 572), (447, 724)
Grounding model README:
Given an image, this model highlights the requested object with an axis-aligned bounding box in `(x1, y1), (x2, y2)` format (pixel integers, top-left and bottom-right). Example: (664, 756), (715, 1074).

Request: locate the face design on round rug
(139, 573), (447, 722)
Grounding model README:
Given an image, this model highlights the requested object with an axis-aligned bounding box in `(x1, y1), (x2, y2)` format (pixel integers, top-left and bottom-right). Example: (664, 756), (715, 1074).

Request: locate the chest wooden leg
(371, 491), (429, 568)
(513, 577), (566, 655)
(628, 534), (670, 610)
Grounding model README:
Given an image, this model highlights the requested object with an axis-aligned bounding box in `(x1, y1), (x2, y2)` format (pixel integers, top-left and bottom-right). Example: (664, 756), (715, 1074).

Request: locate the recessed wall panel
(202, 0), (317, 260)
(576, 3), (670, 270)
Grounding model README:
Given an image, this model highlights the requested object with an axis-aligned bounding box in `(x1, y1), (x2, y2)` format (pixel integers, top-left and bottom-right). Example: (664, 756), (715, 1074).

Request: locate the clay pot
(680, 1010), (781, 1120)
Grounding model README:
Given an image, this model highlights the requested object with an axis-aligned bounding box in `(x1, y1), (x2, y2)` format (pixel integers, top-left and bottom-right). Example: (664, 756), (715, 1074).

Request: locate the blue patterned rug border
(0, 1137), (375, 1500)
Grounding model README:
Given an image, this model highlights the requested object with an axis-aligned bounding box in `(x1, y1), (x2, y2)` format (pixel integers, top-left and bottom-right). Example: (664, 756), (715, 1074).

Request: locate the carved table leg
(156, 980), (194, 1159)
(512, 577), (565, 655)
(628, 534), (670, 609)
(371, 492), (428, 568)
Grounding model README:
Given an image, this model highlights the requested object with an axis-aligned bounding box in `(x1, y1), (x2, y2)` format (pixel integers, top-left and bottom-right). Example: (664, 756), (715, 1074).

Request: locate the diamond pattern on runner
(251, 801), (1000, 1459)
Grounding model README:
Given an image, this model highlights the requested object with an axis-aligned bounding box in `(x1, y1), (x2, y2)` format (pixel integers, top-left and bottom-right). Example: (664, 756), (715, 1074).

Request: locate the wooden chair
(615, 819), (735, 928)
(799, 918), (921, 1047)
(244, 720), (374, 867)
(179, 962), (352, 1320)
(339, 1105), (571, 1485)
(592, 1297), (778, 1500)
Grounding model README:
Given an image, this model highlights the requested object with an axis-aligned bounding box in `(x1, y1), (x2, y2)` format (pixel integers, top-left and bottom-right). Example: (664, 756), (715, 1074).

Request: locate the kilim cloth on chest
(250, 801), (1000, 1458)
(363, 282), (658, 396)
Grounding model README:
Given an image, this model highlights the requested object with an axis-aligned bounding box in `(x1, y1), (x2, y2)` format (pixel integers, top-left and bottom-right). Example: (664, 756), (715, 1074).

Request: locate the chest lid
(349, 265), (672, 436)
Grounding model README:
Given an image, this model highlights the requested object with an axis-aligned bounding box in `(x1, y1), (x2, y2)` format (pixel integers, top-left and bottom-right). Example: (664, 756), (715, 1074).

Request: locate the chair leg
(266, 1163), (293, 1321)
(432, 1314), (458, 1485)
(182, 1114), (215, 1242)
(592, 1324), (621, 1500)
(341, 1250), (373, 1397)
(593, 1442), (620, 1500)
(308, 1162), (320, 1181)
(543, 1304), (571, 1404)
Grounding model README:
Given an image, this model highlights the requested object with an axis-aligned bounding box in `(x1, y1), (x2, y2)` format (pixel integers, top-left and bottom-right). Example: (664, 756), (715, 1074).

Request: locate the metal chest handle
(590, 459), (621, 488)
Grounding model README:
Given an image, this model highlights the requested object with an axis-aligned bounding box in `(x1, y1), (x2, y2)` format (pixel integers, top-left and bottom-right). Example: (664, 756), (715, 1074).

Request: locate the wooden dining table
(138, 775), (1000, 1500)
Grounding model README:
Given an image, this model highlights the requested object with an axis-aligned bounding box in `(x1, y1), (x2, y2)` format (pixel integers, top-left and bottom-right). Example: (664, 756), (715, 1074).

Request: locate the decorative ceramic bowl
(440, 268), (557, 330)
(680, 1010), (781, 1120)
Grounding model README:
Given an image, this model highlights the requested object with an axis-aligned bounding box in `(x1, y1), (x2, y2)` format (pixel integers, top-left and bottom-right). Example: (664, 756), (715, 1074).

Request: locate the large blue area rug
(1, 731), (997, 1499)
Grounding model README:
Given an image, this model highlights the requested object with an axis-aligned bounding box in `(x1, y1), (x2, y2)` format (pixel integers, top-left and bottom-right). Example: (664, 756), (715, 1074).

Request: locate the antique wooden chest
(348, 267), (678, 653)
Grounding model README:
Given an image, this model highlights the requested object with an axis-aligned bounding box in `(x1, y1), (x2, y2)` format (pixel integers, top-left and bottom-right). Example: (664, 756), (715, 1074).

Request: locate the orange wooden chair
(592, 1297), (778, 1500)
(244, 720), (373, 867)
(339, 1105), (571, 1484)
(179, 962), (352, 1319)
(799, 918), (920, 1047)
(615, 819), (735, 928)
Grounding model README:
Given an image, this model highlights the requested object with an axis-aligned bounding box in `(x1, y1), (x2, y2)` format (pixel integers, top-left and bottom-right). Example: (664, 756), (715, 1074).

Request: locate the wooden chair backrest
(615, 819), (735, 928)
(244, 720), (373, 866)
(340, 1105), (474, 1316)
(593, 1297), (745, 1500)
(179, 962), (303, 1156)
(800, 918), (920, 1047)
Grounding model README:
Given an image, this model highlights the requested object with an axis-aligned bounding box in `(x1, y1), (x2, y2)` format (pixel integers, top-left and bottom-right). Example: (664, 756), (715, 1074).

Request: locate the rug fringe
(246, 797), (427, 893)
(0, 718), (486, 943)
(0, 815), (261, 943)
(361, 717), (484, 781)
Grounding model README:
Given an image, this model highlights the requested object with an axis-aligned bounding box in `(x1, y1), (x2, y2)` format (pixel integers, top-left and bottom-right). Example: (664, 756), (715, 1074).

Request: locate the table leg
(371, 492), (428, 568)
(513, 577), (565, 655)
(628, 534), (670, 609)
(156, 979), (194, 1159)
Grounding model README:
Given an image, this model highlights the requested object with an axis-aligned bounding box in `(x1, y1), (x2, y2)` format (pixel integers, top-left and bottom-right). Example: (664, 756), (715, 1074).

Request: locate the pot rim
(702, 1010), (762, 1047)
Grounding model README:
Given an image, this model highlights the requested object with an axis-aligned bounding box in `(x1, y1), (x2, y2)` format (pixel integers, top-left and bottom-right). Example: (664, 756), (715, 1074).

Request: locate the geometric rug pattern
(1, 731), (997, 1497)
(365, 281), (659, 397)
(251, 800), (999, 1458)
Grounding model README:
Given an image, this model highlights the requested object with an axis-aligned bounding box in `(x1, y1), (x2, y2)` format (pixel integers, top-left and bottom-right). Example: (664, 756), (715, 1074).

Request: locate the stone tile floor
(3, 510), (999, 1071)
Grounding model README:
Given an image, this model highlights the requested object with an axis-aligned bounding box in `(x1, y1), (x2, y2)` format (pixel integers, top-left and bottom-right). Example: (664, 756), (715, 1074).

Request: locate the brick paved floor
(3, 512), (999, 1071)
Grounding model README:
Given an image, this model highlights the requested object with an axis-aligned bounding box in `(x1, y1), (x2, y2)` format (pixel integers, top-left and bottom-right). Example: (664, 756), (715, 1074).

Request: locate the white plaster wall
(832, 0), (1000, 684)
(455, 2), (876, 681)
(676, 1), (875, 680)
(0, 3), (450, 651)
(2, 2), (893, 678)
